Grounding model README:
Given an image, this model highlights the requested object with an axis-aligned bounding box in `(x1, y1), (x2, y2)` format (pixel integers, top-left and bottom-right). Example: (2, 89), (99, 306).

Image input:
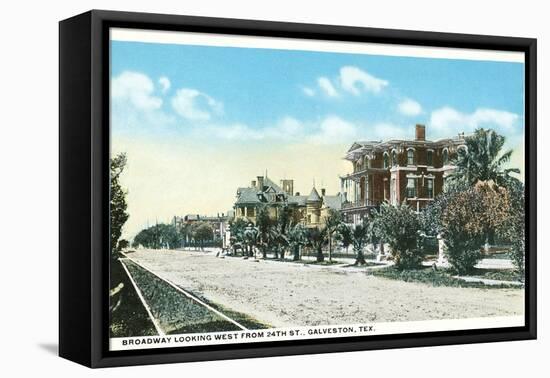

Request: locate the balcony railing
(342, 199), (381, 210)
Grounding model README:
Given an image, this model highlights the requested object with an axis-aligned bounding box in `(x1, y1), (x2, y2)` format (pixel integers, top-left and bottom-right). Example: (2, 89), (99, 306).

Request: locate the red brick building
(340, 124), (466, 224)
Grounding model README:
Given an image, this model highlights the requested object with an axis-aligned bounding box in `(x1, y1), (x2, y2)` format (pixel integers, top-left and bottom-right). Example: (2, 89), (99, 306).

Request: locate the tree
(374, 202), (423, 270)
(449, 128), (520, 187)
(267, 224), (288, 259)
(256, 205), (273, 259)
(110, 153), (129, 259)
(339, 221), (370, 266)
(306, 227), (327, 262)
(242, 224), (259, 257)
(132, 223), (183, 250)
(288, 223), (307, 261)
(229, 218), (248, 255)
(499, 180), (525, 279)
(441, 182), (510, 274)
(118, 239), (129, 250)
(193, 222), (214, 250)
(336, 223), (353, 254)
(324, 209), (343, 262)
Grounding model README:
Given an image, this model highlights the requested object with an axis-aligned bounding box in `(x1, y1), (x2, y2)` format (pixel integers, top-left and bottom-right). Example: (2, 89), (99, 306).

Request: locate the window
(407, 149), (415, 165)
(246, 207), (255, 217)
(427, 150), (433, 166)
(427, 179), (434, 198)
(390, 178), (396, 205)
(383, 153), (389, 169)
(392, 151), (397, 166)
(406, 178), (416, 198)
(443, 149), (449, 165)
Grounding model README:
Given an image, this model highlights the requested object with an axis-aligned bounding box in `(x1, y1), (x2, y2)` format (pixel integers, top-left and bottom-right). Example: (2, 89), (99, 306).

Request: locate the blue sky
(110, 39), (525, 237)
(111, 40), (524, 145)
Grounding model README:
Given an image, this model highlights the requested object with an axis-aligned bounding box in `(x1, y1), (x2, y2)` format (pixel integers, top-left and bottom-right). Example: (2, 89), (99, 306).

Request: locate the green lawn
(371, 266), (522, 289)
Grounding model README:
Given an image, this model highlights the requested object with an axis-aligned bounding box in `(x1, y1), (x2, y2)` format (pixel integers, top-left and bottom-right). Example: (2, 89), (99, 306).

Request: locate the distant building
(341, 124), (465, 224)
(233, 176), (342, 227)
(173, 213), (230, 245)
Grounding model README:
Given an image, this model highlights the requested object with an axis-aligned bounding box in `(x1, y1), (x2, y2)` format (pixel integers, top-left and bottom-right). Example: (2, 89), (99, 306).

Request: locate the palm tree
(243, 224), (259, 258)
(324, 209), (343, 262)
(336, 223), (353, 255)
(288, 223), (307, 261)
(306, 226), (327, 262)
(256, 205), (272, 258)
(450, 128), (521, 248)
(450, 128), (520, 187)
(229, 218), (247, 255)
(267, 224), (288, 260)
(349, 221), (370, 265)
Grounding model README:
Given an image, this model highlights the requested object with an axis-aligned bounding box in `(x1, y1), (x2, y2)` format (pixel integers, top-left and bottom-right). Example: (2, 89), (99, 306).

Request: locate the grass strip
(371, 266), (522, 289)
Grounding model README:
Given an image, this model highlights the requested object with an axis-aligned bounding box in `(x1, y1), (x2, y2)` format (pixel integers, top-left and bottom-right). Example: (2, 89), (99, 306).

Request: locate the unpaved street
(128, 249), (524, 328)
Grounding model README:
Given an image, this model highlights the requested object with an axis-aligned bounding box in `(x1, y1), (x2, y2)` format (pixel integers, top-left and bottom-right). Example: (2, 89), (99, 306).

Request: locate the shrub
(441, 182), (510, 274)
(374, 202), (423, 270)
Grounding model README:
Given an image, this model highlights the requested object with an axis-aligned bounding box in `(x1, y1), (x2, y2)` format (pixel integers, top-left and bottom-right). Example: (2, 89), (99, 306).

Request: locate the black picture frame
(59, 9), (537, 368)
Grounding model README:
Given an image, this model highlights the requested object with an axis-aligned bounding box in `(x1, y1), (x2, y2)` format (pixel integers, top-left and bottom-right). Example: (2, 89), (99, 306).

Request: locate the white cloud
(206, 117), (305, 141)
(112, 71), (162, 110)
(309, 116), (357, 144)
(339, 66), (388, 95)
(430, 106), (520, 138)
(317, 77), (339, 97)
(158, 76), (171, 93)
(276, 116), (304, 136)
(302, 86), (315, 97)
(210, 123), (264, 140)
(171, 88), (223, 121)
(398, 98), (423, 116)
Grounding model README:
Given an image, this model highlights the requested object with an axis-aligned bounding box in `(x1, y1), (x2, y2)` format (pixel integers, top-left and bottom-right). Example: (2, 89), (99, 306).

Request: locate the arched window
(383, 153), (389, 169)
(407, 149), (415, 165)
(392, 150), (397, 166)
(443, 149), (449, 166)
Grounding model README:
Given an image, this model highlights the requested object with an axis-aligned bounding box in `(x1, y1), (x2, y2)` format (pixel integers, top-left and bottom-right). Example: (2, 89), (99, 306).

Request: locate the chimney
(257, 176), (264, 190)
(280, 179), (294, 196)
(321, 188), (326, 197)
(415, 124), (426, 141)
(251, 180), (256, 188)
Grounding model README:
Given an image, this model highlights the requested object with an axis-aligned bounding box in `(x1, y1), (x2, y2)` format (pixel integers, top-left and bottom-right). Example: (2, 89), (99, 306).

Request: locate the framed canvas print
(59, 10), (536, 368)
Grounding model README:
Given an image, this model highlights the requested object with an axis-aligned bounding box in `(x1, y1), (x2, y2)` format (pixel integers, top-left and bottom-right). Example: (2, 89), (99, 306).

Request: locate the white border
(111, 28), (524, 63)
(110, 315), (524, 351)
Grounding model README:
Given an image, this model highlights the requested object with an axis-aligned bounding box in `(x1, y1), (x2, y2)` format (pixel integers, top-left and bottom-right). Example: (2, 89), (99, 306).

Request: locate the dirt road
(127, 249), (524, 328)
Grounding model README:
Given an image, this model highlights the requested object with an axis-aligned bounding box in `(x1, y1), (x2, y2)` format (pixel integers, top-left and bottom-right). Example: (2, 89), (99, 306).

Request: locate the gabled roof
(263, 176), (284, 193)
(323, 194), (342, 210)
(235, 187), (261, 205)
(307, 187), (322, 202)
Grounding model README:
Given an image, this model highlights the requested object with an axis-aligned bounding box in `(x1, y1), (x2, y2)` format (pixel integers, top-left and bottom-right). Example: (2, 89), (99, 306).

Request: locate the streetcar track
(120, 252), (248, 331)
